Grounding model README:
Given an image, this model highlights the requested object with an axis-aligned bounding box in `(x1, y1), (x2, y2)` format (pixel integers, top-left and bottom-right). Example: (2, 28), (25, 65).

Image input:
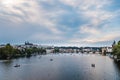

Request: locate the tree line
(0, 43), (46, 60)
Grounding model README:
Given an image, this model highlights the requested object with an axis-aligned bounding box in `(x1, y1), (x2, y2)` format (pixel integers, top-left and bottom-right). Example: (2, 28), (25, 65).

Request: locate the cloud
(69, 30), (120, 44)
(84, 34), (120, 43)
(59, 0), (120, 45)
(0, 0), (120, 46)
(59, 0), (112, 9)
(60, 0), (114, 27)
(82, 10), (114, 26)
(0, 0), (65, 34)
(80, 25), (100, 34)
(29, 32), (64, 41)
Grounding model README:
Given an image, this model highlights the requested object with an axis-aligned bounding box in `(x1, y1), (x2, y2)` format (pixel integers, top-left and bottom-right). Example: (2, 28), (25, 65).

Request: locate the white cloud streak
(0, 0), (64, 34)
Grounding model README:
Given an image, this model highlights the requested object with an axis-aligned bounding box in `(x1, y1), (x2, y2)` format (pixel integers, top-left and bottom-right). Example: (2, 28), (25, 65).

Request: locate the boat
(91, 64), (95, 67)
(14, 64), (20, 67)
(50, 59), (53, 61)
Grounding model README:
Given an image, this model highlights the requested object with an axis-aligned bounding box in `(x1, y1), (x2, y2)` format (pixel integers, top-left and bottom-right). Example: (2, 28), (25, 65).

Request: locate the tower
(112, 40), (116, 48)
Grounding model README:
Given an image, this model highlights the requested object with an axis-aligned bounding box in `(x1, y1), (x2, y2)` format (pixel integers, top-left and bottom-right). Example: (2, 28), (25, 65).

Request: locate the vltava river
(0, 53), (120, 80)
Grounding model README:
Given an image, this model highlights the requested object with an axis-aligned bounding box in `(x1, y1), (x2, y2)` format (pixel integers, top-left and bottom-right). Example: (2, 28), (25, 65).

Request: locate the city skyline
(0, 0), (120, 47)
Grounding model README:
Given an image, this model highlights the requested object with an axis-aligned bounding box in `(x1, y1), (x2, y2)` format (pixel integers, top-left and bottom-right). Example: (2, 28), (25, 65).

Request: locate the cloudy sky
(0, 0), (120, 47)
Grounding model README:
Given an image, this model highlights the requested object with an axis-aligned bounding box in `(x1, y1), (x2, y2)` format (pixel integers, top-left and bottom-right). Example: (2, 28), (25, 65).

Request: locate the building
(106, 47), (112, 53)
(101, 47), (112, 55)
(0, 44), (5, 48)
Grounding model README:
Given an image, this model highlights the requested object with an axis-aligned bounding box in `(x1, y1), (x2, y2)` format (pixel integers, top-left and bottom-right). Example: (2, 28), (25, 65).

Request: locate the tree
(112, 41), (120, 58)
(0, 43), (14, 59)
(0, 48), (4, 59)
(4, 43), (14, 59)
(53, 48), (59, 53)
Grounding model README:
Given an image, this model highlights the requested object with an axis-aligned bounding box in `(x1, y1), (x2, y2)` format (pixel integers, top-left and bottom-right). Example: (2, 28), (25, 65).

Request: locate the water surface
(0, 53), (120, 80)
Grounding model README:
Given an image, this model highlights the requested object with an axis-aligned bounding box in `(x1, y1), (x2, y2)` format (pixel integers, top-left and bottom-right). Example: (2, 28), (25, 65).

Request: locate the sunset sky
(0, 0), (120, 47)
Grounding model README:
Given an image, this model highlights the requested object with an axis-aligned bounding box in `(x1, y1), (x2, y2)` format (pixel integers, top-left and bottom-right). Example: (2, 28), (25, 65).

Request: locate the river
(0, 53), (120, 80)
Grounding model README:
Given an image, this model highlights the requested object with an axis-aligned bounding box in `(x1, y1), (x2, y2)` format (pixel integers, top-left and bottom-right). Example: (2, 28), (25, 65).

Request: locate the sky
(0, 0), (120, 47)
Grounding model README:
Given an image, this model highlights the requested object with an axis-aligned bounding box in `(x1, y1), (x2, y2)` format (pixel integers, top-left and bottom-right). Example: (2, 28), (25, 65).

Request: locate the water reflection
(0, 53), (120, 80)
